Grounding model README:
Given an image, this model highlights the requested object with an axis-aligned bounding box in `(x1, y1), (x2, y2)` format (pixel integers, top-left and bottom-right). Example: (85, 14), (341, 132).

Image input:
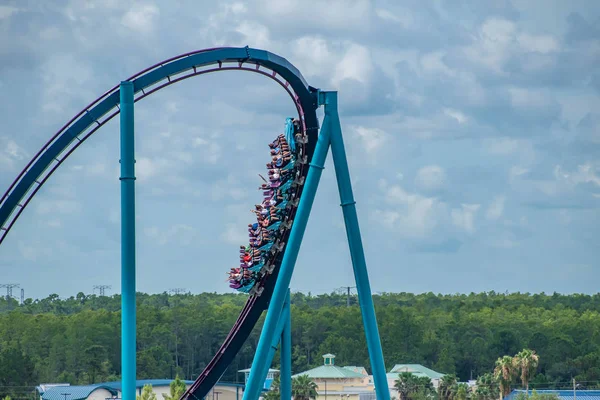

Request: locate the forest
(1, 291), (599, 399)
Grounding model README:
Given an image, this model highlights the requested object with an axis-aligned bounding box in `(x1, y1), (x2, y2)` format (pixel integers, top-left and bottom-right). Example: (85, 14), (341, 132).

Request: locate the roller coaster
(0, 47), (390, 400)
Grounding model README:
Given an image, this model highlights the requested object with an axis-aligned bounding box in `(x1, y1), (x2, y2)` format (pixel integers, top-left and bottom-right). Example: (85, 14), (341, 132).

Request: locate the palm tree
(264, 376), (280, 400)
(292, 374), (318, 400)
(395, 372), (419, 400)
(513, 349), (540, 394)
(494, 356), (516, 400)
(475, 373), (499, 400)
(455, 383), (469, 400)
(439, 374), (458, 400)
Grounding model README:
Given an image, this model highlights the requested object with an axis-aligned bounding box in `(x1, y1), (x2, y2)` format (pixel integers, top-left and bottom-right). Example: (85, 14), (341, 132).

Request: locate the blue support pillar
(280, 289), (292, 400)
(261, 291), (290, 391)
(326, 91), (390, 400)
(243, 111), (332, 400)
(120, 81), (137, 400)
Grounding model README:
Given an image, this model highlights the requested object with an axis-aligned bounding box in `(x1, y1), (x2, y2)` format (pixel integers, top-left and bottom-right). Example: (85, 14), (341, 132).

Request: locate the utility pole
(0, 283), (19, 301)
(93, 285), (112, 296)
(169, 288), (186, 295)
(573, 378), (576, 400)
(337, 286), (356, 307)
(20, 288), (24, 305)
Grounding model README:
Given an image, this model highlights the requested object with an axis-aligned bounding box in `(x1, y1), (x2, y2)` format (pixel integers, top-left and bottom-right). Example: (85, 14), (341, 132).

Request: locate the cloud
(121, 4), (160, 33)
(486, 196), (506, 220)
(220, 223), (247, 245)
(0, 137), (27, 170)
(144, 224), (197, 246)
(451, 204), (481, 234)
(0, 5), (18, 20)
(352, 126), (388, 156)
(415, 165), (446, 191)
(374, 180), (446, 239)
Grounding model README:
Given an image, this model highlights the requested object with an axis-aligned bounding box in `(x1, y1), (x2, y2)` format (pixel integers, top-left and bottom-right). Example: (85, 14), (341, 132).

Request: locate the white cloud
(451, 204), (481, 234)
(332, 44), (374, 87)
(517, 33), (559, 54)
(192, 137), (221, 164)
(211, 174), (248, 202)
(0, 138), (26, 170)
(421, 51), (455, 77)
(463, 17), (561, 74)
(444, 108), (468, 124)
(486, 196), (506, 220)
(235, 21), (272, 49)
(36, 200), (82, 215)
(220, 223), (247, 244)
(375, 180), (446, 238)
(353, 126), (388, 155)
(415, 165), (446, 191)
(144, 224), (196, 246)
(121, 4), (159, 33)
(0, 5), (18, 20)
(554, 163), (600, 188)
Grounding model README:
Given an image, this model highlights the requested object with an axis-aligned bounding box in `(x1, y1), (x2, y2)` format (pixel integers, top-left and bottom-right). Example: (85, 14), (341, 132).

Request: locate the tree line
(0, 291), (599, 399)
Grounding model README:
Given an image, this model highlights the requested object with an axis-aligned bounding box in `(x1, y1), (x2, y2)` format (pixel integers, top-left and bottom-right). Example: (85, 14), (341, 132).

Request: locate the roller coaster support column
(120, 81), (137, 400)
(327, 91), (390, 400)
(242, 103), (332, 400)
(280, 289), (292, 400)
(259, 289), (291, 393)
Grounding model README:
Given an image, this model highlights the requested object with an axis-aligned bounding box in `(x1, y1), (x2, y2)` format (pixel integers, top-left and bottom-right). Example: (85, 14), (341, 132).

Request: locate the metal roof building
(388, 364), (445, 380)
(39, 385), (118, 400)
(292, 354), (366, 379)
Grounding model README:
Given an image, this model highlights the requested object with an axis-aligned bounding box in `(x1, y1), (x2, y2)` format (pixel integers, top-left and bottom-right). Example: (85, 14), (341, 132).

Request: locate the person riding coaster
(229, 126), (302, 293)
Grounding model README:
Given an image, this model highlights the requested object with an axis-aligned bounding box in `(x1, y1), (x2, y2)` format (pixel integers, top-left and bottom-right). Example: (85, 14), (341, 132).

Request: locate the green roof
(388, 364), (445, 379)
(293, 365), (366, 379)
(343, 366), (368, 376)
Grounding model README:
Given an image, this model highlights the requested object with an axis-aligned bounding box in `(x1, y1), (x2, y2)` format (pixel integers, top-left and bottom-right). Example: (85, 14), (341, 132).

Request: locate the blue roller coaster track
(0, 46), (391, 400)
(0, 46), (319, 400)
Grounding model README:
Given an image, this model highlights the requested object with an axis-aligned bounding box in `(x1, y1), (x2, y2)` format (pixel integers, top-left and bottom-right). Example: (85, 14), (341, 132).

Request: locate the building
(386, 364), (446, 391)
(505, 390), (600, 400)
(238, 368), (280, 391)
(38, 384), (118, 400)
(37, 380), (245, 400)
(292, 354), (376, 400)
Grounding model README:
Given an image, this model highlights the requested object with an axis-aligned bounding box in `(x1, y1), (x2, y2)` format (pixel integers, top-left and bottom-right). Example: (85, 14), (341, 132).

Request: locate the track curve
(0, 47), (320, 398)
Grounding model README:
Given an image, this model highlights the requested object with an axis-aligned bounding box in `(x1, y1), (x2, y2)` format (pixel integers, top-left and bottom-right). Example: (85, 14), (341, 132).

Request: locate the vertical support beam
(260, 291), (290, 392)
(327, 91), (390, 400)
(120, 81), (137, 400)
(280, 289), (292, 400)
(243, 110), (332, 400)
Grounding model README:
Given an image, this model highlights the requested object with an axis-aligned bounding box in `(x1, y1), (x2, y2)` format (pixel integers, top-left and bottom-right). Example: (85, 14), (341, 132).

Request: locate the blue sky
(0, 0), (599, 299)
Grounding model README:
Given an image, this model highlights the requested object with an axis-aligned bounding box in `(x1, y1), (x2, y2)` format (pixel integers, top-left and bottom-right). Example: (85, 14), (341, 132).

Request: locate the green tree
(455, 383), (469, 400)
(513, 349), (540, 394)
(494, 356), (516, 400)
(475, 373), (499, 400)
(439, 374), (458, 400)
(163, 376), (186, 400)
(264, 376), (281, 400)
(137, 385), (157, 400)
(291, 375), (318, 400)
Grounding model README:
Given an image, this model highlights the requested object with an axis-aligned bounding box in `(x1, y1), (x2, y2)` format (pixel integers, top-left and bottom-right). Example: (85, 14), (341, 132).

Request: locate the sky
(0, 0), (599, 299)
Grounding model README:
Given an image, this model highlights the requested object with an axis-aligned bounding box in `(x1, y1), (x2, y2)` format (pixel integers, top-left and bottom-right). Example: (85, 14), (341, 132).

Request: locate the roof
(41, 385), (118, 400)
(343, 366), (368, 376)
(388, 364), (445, 379)
(506, 390), (600, 400)
(293, 365), (366, 379)
(238, 368), (280, 373)
(102, 379), (195, 390)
